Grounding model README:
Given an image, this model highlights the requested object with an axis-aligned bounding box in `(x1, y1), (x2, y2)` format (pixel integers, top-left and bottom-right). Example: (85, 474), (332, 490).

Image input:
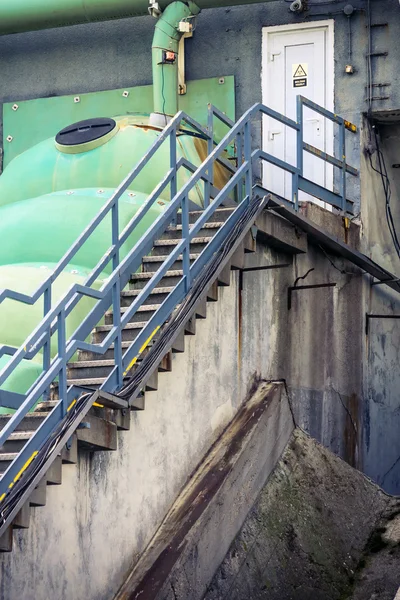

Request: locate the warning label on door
(292, 63), (308, 88)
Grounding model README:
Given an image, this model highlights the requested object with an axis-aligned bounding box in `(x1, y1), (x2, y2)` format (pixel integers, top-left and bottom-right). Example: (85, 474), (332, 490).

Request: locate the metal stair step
(34, 400), (58, 412)
(105, 304), (159, 325)
(92, 321), (147, 343)
(129, 270), (184, 290)
(120, 287), (174, 307)
(67, 359), (115, 380)
(150, 241), (209, 256)
(79, 340), (134, 361)
(160, 221), (224, 240)
(178, 207), (235, 225)
(142, 255), (199, 273)
(153, 236), (211, 247)
(0, 412), (49, 432)
(0, 430), (35, 453)
(0, 453), (18, 475)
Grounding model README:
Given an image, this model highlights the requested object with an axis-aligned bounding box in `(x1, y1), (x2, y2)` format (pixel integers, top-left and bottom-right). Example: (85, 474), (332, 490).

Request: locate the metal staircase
(0, 97), (357, 549)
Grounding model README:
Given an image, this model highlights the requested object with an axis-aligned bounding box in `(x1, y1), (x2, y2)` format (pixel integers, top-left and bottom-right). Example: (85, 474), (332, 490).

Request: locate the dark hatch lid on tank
(55, 117), (118, 153)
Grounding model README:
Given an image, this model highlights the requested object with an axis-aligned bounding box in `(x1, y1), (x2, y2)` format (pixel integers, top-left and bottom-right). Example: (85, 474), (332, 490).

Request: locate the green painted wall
(3, 76), (235, 165)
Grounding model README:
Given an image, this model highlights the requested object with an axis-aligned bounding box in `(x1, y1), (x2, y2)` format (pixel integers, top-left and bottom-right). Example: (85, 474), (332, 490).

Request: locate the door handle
(268, 130), (282, 141)
(305, 118), (321, 136)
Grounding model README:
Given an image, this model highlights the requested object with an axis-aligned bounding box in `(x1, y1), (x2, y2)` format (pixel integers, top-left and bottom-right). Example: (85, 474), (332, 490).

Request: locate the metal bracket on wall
(365, 313), (400, 335)
(241, 263), (291, 273)
(178, 31), (193, 96)
(287, 282), (336, 311)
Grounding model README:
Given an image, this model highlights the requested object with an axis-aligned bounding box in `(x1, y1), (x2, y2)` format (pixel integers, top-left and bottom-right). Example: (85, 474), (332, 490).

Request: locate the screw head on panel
(122, 91), (130, 98)
(74, 96), (80, 103)
(6, 135), (13, 142)
(12, 104), (18, 111)
(218, 77), (225, 85)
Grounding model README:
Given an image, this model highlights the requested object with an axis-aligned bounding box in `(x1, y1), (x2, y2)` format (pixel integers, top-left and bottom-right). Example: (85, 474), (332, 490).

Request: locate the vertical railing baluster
(244, 120), (252, 201)
(236, 130), (243, 202)
(181, 194), (191, 293)
(204, 104), (213, 209)
(57, 309), (67, 415)
(295, 96), (303, 212)
(170, 129), (178, 226)
(339, 121), (346, 213)
(43, 284), (51, 400)
(111, 199), (122, 387)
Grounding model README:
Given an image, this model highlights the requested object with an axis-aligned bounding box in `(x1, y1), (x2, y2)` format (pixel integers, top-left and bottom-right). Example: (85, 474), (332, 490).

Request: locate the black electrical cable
(161, 63), (166, 116)
(116, 194), (265, 400)
(0, 393), (92, 527)
(367, 121), (400, 259)
(0, 196), (264, 528)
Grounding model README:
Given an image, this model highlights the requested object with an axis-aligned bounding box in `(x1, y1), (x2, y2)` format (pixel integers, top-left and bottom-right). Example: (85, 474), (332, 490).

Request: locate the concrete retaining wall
(115, 381), (294, 600)
(206, 429), (397, 600)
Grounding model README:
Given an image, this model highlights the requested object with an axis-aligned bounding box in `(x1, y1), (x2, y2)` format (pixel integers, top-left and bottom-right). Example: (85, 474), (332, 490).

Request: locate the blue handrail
(0, 98), (358, 517)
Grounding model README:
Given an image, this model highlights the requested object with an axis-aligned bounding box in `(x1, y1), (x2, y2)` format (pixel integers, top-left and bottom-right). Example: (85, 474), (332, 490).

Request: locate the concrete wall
(0, 218), (372, 599)
(0, 0), (398, 209)
(206, 429), (398, 600)
(359, 120), (400, 494)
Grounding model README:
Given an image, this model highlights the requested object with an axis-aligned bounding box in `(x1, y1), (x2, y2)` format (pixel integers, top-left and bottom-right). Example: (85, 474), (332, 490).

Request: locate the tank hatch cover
(56, 118), (117, 146)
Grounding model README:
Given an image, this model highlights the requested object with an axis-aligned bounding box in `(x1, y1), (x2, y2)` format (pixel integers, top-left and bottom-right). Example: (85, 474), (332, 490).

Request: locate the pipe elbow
(152, 0), (200, 50)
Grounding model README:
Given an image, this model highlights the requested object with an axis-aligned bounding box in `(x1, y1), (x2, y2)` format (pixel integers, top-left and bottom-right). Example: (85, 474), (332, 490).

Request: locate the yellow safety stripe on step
(0, 492), (6, 503)
(12, 451), (39, 485)
(123, 325), (161, 376)
(93, 402), (104, 408)
(67, 398), (77, 412)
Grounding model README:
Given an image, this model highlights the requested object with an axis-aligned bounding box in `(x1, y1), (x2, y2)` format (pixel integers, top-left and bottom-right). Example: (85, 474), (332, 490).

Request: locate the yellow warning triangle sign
(293, 64), (307, 78)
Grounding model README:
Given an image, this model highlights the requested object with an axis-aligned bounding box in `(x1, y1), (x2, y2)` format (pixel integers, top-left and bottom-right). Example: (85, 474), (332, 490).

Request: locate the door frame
(261, 19), (335, 200)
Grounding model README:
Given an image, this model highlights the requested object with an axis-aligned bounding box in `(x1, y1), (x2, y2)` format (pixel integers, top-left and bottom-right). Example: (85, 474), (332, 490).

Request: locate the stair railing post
(57, 308), (68, 415)
(181, 193), (191, 293)
(339, 120), (346, 213)
(111, 198), (122, 387)
(236, 129), (243, 202)
(244, 119), (252, 201)
(42, 283), (51, 400)
(170, 127), (178, 226)
(204, 104), (213, 210)
(295, 95), (303, 212)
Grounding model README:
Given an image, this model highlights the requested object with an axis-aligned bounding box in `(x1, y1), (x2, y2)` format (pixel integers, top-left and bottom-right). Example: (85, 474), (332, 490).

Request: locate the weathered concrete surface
(360, 121), (400, 494)
(349, 505), (400, 600)
(205, 429), (398, 600)
(115, 380), (294, 600)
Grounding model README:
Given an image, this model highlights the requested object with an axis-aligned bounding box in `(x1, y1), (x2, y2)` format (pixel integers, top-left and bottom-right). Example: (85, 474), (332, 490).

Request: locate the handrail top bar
(208, 104), (235, 129)
(257, 103), (300, 131)
(298, 95), (344, 125)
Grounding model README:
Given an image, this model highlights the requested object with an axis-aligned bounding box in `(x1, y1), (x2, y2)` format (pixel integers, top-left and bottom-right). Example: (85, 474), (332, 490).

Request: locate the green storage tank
(0, 114), (231, 411)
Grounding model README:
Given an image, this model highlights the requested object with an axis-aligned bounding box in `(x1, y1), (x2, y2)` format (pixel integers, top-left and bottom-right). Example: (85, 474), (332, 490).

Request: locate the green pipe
(152, 1), (200, 116)
(0, 0), (276, 36)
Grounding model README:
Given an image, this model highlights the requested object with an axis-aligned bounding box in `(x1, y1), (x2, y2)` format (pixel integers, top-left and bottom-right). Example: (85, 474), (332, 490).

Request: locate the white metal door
(262, 22), (334, 206)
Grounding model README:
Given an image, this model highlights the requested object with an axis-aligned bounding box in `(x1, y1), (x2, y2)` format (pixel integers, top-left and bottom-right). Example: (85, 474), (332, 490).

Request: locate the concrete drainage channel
(114, 380), (400, 600)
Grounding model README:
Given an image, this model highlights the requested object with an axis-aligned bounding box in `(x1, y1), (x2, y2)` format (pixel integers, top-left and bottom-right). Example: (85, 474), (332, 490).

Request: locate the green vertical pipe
(152, 1), (200, 116)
